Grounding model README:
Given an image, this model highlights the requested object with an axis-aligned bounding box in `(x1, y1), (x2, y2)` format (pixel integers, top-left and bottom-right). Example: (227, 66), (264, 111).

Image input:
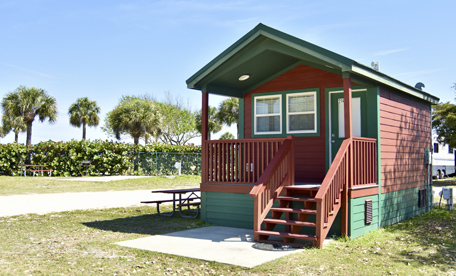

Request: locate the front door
(329, 91), (366, 162)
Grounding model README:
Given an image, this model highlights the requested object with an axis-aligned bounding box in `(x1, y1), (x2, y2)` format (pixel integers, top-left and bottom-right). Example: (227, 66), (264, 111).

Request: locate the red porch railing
(352, 137), (377, 187)
(249, 137), (294, 239)
(202, 138), (287, 184)
(314, 137), (377, 248)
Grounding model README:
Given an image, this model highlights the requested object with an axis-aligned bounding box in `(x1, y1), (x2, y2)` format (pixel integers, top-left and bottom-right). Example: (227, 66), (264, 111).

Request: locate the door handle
(331, 140), (335, 143)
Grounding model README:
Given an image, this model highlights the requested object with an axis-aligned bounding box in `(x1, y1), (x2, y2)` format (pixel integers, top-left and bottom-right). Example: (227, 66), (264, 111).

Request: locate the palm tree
(1, 86), (57, 146)
(217, 97), (239, 137)
(68, 97), (101, 140)
(104, 96), (162, 145)
(1, 114), (26, 142)
(195, 106), (222, 140)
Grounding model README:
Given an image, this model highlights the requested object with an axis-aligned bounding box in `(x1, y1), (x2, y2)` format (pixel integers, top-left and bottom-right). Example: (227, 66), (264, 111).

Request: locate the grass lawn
(0, 205), (455, 275)
(0, 175), (201, 196)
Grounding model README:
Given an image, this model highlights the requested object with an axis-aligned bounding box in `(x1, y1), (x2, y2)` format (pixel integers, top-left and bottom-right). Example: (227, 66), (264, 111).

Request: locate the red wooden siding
(243, 64), (344, 183)
(379, 89), (431, 194)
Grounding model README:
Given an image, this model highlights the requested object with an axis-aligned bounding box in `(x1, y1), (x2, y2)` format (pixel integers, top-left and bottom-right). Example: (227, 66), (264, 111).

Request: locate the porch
(200, 136), (377, 248)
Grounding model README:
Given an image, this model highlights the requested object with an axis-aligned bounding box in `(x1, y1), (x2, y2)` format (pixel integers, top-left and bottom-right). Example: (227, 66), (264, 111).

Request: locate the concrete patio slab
(116, 226), (305, 268)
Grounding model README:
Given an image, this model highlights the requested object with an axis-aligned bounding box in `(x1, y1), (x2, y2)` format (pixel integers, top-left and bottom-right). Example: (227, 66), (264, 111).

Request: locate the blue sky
(1, 0), (455, 145)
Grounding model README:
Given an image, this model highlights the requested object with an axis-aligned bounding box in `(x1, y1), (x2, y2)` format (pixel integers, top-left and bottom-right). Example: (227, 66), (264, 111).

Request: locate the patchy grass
(0, 175), (200, 196)
(0, 206), (455, 275)
(432, 178), (456, 189)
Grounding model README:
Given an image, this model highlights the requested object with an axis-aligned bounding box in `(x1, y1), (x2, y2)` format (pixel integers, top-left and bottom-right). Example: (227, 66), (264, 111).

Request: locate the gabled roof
(186, 23), (439, 104)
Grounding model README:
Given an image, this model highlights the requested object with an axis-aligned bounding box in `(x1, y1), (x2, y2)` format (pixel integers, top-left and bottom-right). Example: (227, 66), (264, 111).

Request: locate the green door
(330, 91), (367, 161)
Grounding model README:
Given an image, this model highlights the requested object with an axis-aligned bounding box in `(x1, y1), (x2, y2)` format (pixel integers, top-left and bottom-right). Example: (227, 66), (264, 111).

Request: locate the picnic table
(18, 165), (53, 177)
(141, 188), (201, 218)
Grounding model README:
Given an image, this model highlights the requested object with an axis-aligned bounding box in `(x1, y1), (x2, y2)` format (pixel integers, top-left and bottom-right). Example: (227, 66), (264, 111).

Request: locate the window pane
(289, 94), (314, 113)
(256, 97), (280, 115)
(289, 114), (315, 131)
(257, 116), (280, 132)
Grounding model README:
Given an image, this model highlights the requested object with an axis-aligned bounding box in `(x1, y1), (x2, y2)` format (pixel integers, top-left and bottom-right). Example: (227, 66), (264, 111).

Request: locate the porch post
(202, 92), (209, 142)
(201, 92), (209, 182)
(342, 77), (352, 237)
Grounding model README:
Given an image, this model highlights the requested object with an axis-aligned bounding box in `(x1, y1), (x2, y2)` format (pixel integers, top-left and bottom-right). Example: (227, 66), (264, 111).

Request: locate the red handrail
(249, 137), (294, 240)
(315, 137), (377, 248)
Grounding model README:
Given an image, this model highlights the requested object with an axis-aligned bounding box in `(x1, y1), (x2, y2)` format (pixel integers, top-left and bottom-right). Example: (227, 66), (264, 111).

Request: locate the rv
(433, 139), (455, 178)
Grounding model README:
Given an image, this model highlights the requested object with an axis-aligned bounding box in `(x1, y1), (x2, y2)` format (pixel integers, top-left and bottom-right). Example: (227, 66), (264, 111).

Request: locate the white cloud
(1, 63), (56, 79)
(393, 68), (442, 78)
(374, 48), (409, 56)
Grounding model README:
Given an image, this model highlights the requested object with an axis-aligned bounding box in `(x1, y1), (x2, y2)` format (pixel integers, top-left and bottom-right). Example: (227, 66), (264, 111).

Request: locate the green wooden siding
(201, 192), (254, 229)
(380, 186), (429, 227)
(349, 195), (380, 238)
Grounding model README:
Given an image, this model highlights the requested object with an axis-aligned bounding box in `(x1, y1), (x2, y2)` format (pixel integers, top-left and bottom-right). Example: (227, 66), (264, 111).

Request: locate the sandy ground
(0, 176), (195, 217)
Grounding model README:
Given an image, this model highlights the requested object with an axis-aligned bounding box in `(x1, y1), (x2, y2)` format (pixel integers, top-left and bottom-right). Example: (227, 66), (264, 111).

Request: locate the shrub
(0, 140), (201, 176)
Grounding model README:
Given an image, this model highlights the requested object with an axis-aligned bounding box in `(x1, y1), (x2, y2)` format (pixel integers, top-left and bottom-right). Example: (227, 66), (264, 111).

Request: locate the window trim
(286, 91), (317, 134)
(251, 88), (320, 138)
(253, 94), (282, 135)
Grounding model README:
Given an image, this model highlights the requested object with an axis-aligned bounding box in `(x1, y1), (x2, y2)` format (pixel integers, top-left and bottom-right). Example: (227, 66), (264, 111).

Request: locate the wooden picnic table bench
(141, 188), (200, 218)
(18, 165), (53, 177)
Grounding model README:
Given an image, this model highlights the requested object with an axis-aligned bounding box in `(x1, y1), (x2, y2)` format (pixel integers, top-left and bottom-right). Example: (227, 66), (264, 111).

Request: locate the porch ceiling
(186, 23), (439, 104)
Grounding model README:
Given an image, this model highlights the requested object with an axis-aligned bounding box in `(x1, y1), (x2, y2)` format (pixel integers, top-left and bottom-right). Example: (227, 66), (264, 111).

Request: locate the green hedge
(0, 140), (201, 177)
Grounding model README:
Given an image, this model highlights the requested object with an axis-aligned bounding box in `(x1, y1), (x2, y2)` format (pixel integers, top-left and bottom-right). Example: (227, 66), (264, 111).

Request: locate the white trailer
(432, 139), (455, 178)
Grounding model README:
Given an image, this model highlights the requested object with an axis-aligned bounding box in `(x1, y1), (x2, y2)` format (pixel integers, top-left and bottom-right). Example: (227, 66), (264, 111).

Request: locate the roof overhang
(186, 23), (439, 104)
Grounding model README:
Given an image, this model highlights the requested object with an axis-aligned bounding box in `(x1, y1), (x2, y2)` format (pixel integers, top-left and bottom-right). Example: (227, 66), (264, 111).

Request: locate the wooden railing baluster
(203, 138), (287, 184)
(315, 137), (377, 247)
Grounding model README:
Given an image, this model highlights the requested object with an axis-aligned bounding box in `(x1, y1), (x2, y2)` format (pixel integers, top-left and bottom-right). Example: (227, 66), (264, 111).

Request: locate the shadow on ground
(83, 212), (201, 236)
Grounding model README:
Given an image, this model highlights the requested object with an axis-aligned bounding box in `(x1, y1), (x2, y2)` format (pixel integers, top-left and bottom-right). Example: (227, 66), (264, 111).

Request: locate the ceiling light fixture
(238, 74), (250, 81)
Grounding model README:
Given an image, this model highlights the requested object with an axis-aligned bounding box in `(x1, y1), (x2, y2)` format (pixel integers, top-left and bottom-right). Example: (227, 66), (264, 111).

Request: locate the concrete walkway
(117, 226), (306, 268)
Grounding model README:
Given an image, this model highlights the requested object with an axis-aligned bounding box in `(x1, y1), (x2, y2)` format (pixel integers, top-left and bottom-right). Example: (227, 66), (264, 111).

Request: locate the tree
(217, 97), (239, 137)
(68, 97), (101, 140)
(1, 114), (26, 142)
(1, 86), (57, 146)
(154, 93), (199, 145)
(432, 101), (456, 148)
(104, 96), (161, 145)
(219, 132), (235, 140)
(195, 106), (222, 140)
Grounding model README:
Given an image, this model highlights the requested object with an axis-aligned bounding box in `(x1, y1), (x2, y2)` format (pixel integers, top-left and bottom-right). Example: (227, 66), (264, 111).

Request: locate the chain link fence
(126, 152), (201, 176)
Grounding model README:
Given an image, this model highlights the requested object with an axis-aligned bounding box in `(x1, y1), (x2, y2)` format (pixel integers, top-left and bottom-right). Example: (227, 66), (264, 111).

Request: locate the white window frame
(286, 91), (317, 134)
(254, 95), (282, 135)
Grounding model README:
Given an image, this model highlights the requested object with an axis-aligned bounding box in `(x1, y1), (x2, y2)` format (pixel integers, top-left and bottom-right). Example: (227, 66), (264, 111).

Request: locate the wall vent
(418, 188), (427, 208)
(365, 199), (373, 224)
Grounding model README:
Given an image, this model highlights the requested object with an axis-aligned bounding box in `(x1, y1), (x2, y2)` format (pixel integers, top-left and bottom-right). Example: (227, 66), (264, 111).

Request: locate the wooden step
(257, 239), (312, 248)
(270, 207), (317, 215)
(284, 186), (319, 192)
(263, 218), (316, 227)
(256, 230), (317, 241)
(278, 196), (317, 202)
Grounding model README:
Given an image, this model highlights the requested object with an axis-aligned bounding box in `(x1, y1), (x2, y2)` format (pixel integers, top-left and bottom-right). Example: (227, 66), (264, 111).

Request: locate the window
(254, 95), (281, 134)
(287, 92), (317, 133)
(449, 145), (454, 153)
(434, 143), (439, 153)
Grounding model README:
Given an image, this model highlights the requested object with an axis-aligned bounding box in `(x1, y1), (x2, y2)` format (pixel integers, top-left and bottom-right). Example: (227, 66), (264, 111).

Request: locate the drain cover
(252, 243), (301, 251)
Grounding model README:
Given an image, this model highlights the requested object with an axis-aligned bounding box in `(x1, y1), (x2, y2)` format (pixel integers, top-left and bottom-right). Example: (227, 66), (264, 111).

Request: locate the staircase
(255, 185), (326, 247)
(249, 137), (377, 248)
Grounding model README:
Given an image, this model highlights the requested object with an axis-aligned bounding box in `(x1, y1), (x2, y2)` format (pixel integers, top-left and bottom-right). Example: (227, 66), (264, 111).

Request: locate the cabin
(186, 23), (439, 248)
